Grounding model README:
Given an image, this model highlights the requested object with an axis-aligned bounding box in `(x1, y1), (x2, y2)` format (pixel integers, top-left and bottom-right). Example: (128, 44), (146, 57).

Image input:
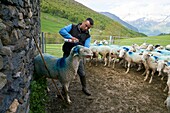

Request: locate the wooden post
(41, 32), (45, 53)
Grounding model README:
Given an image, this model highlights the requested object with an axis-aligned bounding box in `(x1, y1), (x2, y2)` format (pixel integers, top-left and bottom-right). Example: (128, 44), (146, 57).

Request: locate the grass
(45, 44), (63, 57)
(44, 35), (170, 57)
(41, 12), (72, 33)
(114, 35), (170, 46)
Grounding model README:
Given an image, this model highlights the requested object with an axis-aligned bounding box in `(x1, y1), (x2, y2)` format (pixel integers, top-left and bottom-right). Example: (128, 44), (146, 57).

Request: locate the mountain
(127, 16), (170, 36)
(41, 0), (146, 37)
(100, 12), (139, 32)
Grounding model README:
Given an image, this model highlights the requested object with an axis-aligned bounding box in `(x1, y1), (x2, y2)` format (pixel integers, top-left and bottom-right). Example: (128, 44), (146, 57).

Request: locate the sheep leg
(164, 96), (170, 111)
(161, 76), (164, 81)
(63, 83), (71, 104)
(119, 59), (124, 65)
(88, 59), (92, 67)
(158, 71), (162, 77)
(95, 53), (98, 66)
(144, 70), (150, 81)
(164, 85), (168, 92)
(149, 70), (155, 83)
(167, 77), (170, 95)
(142, 70), (146, 76)
(108, 56), (112, 67)
(112, 60), (116, 69)
(137, 63), (142, 71)
(125, 62), (130, 74)
(104, 56), (107, 66)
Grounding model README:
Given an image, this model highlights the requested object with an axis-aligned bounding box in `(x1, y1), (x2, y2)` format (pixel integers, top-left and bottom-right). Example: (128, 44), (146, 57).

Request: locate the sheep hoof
(125, 71), (129, 74)
(144, 78), (147, 81)
(67, 100), (72, 104)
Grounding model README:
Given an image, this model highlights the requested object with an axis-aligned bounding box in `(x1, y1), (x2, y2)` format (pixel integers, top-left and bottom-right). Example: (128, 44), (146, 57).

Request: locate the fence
(41, 32), (170, 56)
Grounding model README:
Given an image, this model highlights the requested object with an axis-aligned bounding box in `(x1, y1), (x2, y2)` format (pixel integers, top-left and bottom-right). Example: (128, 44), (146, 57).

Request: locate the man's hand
(71, 37), (79, 43)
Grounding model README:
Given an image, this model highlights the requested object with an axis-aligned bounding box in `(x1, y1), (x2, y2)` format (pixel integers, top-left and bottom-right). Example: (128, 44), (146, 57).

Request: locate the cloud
(75, 0), (170, 21)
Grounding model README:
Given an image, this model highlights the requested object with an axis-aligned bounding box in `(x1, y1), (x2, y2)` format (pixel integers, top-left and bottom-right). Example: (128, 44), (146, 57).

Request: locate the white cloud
(75, 0), (170, 21)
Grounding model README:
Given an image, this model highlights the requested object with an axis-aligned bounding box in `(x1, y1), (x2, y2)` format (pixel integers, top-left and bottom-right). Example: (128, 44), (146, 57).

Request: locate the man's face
(80, 20), (92, 31)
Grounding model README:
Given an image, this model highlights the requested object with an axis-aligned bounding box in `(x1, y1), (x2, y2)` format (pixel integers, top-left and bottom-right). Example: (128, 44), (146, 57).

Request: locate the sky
(75, 0), (170, 21)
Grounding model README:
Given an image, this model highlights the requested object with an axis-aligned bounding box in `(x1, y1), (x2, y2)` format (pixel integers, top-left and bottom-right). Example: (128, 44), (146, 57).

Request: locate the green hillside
(40, 0), (146, 37)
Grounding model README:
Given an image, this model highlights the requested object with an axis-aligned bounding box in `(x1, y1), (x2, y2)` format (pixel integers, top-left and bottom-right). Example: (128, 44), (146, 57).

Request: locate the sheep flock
(88, 41), (170, 111)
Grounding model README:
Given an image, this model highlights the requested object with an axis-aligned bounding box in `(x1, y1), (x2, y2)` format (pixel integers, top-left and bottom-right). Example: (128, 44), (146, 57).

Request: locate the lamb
(34, 45), (93, 104)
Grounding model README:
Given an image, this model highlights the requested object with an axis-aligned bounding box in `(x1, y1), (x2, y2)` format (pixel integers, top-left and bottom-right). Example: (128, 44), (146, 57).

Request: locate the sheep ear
(73, 46), (80, 56)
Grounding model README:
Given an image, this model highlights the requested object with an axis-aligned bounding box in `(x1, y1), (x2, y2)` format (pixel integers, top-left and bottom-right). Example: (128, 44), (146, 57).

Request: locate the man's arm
(59, 24), (72, 39)
(84, 37), (91, 48)
(59, 24), (79, 42)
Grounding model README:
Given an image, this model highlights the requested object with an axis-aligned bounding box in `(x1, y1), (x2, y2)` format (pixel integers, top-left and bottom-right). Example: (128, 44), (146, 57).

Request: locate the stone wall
(0, 0), (40, 113)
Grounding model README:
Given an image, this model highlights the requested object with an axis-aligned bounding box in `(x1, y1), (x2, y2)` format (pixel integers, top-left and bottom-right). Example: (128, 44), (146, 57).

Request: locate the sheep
(139, 43), (148, 49)
(156, 49), (170, 56)
(141, 53), (158, 83)
(146, 44), (154, 51)
(89, 45), (100, 66)
(97, 45), (111, 66)
(163, 63), (170, 111)
(157, 60), (168, 80)
(34, 45), (93, 104)
(108, 45), (121, 68)
(166, 44), (170, 51)
(119, 47), (143, 74)
(165, 96), (170, 111)
(156, 56), (170, 77)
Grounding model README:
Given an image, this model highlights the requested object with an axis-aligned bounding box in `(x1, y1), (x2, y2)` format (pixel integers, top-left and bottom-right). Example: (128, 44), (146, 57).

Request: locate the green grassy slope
(40, 0), (146, 37)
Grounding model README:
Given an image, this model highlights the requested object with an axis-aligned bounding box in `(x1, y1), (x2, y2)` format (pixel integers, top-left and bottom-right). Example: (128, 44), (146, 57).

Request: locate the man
(59, 18), (94, 96)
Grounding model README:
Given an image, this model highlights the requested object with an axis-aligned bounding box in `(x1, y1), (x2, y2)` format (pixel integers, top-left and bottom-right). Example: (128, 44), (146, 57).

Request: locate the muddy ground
(46, 62), (169, 113)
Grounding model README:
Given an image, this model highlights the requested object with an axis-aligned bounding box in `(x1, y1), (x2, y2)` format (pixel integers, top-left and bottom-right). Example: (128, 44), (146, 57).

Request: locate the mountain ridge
(127, 16), (170, 36)
(100, 12), (139, 32)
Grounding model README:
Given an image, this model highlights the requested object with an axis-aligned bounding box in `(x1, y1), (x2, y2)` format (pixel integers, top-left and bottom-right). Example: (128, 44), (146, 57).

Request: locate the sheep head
(71, 45), (93, 58)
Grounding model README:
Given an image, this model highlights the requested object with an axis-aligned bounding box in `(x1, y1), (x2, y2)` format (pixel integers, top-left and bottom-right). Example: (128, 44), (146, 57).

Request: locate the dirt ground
(46, 61), (169, 113)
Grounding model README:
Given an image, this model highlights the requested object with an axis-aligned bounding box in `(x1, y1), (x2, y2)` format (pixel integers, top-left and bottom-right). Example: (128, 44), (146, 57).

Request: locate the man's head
(80, 18), (94, 32)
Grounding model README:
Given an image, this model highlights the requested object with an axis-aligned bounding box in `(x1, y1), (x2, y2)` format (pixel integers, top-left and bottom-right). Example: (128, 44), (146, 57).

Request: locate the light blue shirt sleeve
(59, 24), (73, 39)
(84, 37), (91, 48)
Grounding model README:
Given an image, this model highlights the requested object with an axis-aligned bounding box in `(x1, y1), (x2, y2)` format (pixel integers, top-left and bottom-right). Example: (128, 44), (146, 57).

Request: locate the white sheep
(97, 45), (111, 66)
(156, 56), (170, 77)
(34, 45), (93, 104)
(89, 45), (100, 66)
(163, 63), (170, 111)
(146, 44), (154, 51)
(166, 44), (170, 51)
(139, 43), (148, 49)
(141, 53), (158, 83)
(108, 45), (121, 68)
(119, 47), (143, 74)
(156, 49), (170, 56)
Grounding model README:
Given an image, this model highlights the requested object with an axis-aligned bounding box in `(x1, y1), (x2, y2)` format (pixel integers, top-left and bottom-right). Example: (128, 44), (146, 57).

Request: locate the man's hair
(86, 18), (94, 25)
